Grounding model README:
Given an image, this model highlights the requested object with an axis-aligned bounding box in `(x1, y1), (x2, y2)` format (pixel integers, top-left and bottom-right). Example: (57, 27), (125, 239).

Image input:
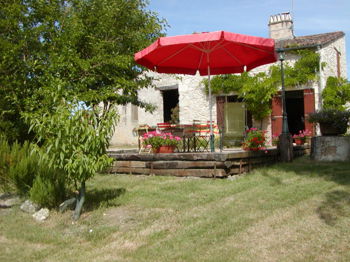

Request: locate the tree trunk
(59, 197), (76, 213)
(72, 181), (86, 221)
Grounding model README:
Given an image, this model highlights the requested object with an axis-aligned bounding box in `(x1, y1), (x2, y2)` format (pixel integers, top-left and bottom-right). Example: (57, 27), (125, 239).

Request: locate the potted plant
(292, 129), (311, 145)
(308, 109), (350, 136)
(242, 128), (267, 151)
(142, 131), (181, 153)
(271, 134), (279, 146)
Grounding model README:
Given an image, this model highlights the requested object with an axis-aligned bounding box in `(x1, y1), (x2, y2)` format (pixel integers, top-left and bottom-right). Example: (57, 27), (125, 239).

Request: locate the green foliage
(206, 72), (278, 120)
(0, 0), (166, 142)
(308, 109), (350, 135)
(205, 74), (243, 94)
(29, 167), (66, 209)
(9, 144), (39, 196)
(170, 104), (179, 124)
(283, 49), (321, 87)
(206, 50), (321, 121)
(308, 109), (350, 125)
(0, 136), (13, 192)
(26, 99), (118, 190)
(0, 138), (38, 195)
(239, 72), (278, 120)
(0, 136), (68, 204)
(142, 131), (181, 150)
(322, 77), (350, 110)
(242, 128), (267, 151)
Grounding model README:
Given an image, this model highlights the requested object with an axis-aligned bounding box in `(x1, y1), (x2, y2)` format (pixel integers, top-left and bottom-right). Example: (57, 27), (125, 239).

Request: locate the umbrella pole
(208, 66), (214, 152)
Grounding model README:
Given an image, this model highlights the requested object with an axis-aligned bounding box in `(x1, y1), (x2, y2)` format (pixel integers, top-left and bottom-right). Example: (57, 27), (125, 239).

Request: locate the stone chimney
(268, 12), (294, 40)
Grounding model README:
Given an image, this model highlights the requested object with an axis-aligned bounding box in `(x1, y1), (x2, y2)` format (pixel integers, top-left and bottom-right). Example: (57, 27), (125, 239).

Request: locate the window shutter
(303, 89), (315, 135)
(216, 96), (225, 129)
(271, 93), (282, 136)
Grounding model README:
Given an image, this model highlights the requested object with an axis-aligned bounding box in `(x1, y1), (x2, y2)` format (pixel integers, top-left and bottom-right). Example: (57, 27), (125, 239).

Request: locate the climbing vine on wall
(204, 49), (322, 121)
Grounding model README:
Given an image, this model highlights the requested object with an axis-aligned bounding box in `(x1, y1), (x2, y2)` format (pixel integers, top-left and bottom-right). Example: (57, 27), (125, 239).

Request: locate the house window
(131, 104), (138, 122)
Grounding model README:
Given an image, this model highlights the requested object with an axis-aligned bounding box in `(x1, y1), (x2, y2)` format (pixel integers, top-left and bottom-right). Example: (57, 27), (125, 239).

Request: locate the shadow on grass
(271, 156), (350, 186)
(268, 156), (350, 226)
(261, 169), (284, 186)
(317, 190), (350, 226)
(84, 187), (126, 211)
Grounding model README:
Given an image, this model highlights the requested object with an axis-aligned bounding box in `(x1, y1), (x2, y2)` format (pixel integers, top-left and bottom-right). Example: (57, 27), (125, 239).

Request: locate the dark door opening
(286, 90), (305, 135)
(162, 89), (179, 123)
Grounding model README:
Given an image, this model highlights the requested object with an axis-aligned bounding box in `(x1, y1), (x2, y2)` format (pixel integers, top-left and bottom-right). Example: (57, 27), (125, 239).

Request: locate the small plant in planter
(292, 129), (311, 145)
(271, 134), (279, 146)
(142, 131), (181, 153)
(242, 128), (267, 151)
(308, 109), (350, 136)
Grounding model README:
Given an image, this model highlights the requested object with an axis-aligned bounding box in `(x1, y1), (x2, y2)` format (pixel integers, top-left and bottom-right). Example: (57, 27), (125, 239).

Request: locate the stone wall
(311, 136), (350, 161)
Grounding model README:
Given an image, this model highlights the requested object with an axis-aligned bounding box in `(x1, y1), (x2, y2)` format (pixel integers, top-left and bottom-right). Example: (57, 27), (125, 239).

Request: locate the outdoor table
(137, 123), (220, 153)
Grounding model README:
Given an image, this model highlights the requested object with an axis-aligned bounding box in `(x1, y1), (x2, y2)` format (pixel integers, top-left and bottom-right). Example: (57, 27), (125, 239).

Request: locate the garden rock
(227, 175), (239, 181)
(0, 193), (21, 208)
(20, 200), (40, 214)
(33, 208), (50, 222)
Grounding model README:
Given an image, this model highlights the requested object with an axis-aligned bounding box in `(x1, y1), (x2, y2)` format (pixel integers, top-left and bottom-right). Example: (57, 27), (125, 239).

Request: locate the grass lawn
(1, 156), (350, 262)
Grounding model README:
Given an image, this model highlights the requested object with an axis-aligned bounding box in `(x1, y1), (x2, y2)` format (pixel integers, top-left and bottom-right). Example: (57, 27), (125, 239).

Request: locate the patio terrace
(108, 145), (309, 178)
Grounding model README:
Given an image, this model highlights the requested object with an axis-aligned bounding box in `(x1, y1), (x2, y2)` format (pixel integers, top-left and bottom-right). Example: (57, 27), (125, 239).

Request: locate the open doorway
(162, 89), (179, 123)
(286, 90), (305, 135)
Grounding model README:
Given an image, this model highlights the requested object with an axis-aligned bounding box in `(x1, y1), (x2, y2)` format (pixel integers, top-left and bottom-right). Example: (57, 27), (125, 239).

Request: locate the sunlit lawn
(1, 156), (350, 262)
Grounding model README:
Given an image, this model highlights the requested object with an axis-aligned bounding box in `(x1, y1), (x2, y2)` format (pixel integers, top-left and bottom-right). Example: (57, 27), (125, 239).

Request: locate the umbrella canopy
(134, 31), (277, 152)
(134, 31), (277, 76)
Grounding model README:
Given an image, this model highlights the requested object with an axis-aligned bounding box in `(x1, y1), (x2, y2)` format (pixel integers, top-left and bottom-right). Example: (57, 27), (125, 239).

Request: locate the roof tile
(275, 31), (345, 49)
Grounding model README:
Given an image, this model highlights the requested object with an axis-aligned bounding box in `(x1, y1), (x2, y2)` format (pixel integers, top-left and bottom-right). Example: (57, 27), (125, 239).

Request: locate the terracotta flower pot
(294, 138), (305, 145)
(155, 146), (176, 153)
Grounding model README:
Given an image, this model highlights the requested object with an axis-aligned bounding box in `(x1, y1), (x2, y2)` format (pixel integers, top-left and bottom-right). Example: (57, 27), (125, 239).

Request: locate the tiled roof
(275, 31), (345, 49)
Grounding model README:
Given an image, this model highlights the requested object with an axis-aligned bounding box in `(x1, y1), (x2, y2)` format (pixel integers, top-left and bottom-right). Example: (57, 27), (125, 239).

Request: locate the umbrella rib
(190, 39), (226, 54)
(157, 44), (192, 66)
(222, 46), (244, 64)
(189, 43), (209, 53)
(208, 40), (227, 53)
(197, 52), (205, 72)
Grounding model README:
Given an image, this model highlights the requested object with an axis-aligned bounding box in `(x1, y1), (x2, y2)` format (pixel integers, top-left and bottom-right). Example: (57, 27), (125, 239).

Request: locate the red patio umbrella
(134, 31), (277, 152)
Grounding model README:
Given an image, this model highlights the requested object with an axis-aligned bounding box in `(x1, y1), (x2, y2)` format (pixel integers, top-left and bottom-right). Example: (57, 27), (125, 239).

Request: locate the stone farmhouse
(110, 12), (347, 147)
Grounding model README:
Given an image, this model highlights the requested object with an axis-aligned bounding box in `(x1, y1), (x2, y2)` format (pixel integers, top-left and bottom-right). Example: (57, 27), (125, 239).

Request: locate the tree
(1, 0), (166, 218)
(27, 97), (118, 220)
(0, 0), (166, 142)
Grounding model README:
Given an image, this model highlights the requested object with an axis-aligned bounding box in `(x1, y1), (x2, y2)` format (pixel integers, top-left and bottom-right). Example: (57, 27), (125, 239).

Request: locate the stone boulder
(20, 200), (40, 214)
(0, 193), (21, 208)
(33, 208), (50, 222)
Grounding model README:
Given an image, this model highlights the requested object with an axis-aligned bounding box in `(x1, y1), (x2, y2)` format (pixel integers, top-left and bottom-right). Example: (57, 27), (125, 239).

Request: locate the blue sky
(148, 0), (350, 79)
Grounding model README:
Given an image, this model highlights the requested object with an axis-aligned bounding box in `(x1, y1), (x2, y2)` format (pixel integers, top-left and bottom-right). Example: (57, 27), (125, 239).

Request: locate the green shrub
(322, 77), (350, 110)
(8, 142), (39, 195)
(0, 137), (68, 207)
(29, 167), (66, 208)
(0, 138), (37, 194)
(308, 109), (350, 135)
(0, 136), (12, 192)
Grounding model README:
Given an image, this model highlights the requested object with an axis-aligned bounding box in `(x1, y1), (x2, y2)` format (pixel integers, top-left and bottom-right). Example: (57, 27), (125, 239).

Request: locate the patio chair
(136, 125), (154, 153)
(192, 121), (211, 152)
